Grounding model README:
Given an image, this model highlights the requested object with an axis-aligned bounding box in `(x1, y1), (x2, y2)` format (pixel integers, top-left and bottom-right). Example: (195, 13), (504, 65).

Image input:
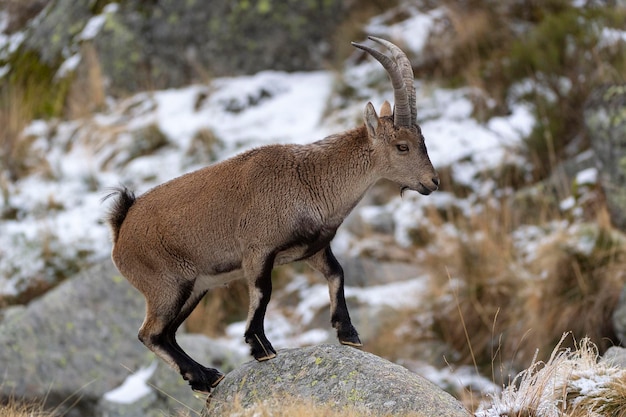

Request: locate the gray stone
(11, 0), (349, 95)
(205, 344), (470, 417)
(340, 257), (423, 287)
(584, 84), (626, 230)
(0, 261), (245, 417)
(0, 262), (148, 416)
(601, 346), (626, 369)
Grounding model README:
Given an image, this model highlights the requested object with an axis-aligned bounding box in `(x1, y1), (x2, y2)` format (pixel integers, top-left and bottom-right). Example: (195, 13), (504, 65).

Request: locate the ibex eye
(396, 144), (409, 153)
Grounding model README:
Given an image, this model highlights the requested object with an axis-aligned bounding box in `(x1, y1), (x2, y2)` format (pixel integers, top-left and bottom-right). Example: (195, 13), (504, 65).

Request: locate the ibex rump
(105, 37), (438, 393)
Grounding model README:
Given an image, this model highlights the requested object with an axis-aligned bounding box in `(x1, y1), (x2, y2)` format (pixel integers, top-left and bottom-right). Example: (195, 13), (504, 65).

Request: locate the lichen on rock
(205, 344), (470, 417)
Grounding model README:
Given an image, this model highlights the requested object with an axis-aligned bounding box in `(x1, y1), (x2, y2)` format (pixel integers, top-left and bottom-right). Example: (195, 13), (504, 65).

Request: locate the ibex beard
(104, 37), (438, 393)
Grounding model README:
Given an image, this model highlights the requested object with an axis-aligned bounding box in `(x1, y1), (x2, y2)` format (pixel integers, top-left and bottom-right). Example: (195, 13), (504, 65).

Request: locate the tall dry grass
(0, 397), (54, 417)
(0, 85), (36, 183)
(203, 396), (431, 417)
(475, 335), (626, 417)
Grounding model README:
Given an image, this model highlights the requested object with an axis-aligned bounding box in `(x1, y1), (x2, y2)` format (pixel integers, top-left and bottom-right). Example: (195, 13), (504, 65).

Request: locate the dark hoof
(338, 326), (362, 347)
(211, 372), (225, 387)
(340, 338), (363, 347)
(251, 343), (277, 361)
(246, 333), (277, 361)
(255, 351), (277, 361)
(189, 369), (224, 394)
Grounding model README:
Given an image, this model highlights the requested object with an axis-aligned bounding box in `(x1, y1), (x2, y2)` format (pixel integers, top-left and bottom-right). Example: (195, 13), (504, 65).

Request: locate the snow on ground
(0, 57), (531, 297)
(102, 361), (158, 404)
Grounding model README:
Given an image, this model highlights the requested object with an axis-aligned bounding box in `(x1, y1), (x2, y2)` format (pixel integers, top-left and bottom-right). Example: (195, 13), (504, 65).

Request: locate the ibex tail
(103, 186), (136, 243)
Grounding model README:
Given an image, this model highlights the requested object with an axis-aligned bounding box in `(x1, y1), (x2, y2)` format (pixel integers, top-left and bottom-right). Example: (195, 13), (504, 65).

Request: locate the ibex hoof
(340, 339), (363, 347)
(211, 372), (225, 387)
(189, 369), (225, 394)
(254, 351), (277, 361)
(246, 333), (277, 361)
(338, 326), (362, 347)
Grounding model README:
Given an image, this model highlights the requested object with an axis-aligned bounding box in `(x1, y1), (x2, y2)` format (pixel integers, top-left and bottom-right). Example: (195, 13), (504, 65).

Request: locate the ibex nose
(432, 177), (440, 188)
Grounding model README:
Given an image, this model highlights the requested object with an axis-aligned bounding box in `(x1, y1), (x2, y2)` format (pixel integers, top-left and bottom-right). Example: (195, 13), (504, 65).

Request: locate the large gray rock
(10, 0), (348, 96)
(0, 262), (147, 416)
(206, 344), (470, 417)
(585, 84), (626, 230)
(0, 261), (245, 417)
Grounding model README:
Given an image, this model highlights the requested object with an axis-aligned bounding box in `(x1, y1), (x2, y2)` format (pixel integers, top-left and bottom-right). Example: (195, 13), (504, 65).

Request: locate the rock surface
(205, 344), (471, 417)
(0, 262), (146, 416)
(585, 84), (626, 230)
(12, 0), (348, 96)
(0, 261), (245, 417)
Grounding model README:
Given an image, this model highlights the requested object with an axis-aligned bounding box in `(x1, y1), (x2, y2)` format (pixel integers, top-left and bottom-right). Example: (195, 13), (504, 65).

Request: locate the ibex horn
(351, 36), (414, 127)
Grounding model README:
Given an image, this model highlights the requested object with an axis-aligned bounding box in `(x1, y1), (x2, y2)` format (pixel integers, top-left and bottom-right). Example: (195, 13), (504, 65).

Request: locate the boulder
(0, 261), (245, 417)
(601, 346), (626, 369)
(205, 344), (471, 417)
(9, 0), (349, 97)
(584, 84), (626, 230)
(0, 262), (147, 416)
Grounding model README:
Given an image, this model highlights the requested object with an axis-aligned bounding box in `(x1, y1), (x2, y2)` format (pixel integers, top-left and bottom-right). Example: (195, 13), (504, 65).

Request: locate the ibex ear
(379, 100), (392, 117)
(364, 102), (379, 138)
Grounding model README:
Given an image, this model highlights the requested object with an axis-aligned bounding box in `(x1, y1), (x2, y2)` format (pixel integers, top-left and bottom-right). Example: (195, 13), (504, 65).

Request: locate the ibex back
(105, 37), (438, 393)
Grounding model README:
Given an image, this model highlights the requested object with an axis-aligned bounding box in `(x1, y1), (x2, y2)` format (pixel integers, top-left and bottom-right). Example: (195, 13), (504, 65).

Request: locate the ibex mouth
(417, 186), (433, 196)
(417, 182), (438, 195)
(401, 183), (435, 196)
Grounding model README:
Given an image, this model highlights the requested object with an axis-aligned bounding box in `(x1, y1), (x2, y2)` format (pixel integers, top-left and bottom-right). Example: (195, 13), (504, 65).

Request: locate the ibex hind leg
(170, 285), (226, 391)
(138, 280), (224, 393)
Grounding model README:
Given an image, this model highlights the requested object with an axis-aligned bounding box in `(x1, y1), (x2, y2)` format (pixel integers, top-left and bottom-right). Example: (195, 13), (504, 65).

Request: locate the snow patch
(103, 361), (157, 404)
(56, 53), (81, 79)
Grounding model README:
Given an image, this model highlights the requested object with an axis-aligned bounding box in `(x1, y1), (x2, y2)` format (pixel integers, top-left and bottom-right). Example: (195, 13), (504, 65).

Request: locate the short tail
(102, 186), (136, 243)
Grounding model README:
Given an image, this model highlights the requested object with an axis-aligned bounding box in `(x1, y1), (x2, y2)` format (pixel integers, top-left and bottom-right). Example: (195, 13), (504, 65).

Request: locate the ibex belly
(193, 241), (328, 291)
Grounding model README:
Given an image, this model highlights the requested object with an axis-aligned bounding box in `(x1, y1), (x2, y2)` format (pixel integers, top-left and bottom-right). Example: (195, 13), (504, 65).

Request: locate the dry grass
(203, 394), (431, 417)
(422, 192), (625, 376)
(0, 85), (40, 183)
(0, 397), (54, 417)
(475, 335), (626, 417)
(65, 41), (106, 119)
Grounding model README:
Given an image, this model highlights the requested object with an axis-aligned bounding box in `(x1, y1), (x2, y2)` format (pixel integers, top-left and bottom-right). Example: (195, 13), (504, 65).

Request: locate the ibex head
(352, 36), (439, 195)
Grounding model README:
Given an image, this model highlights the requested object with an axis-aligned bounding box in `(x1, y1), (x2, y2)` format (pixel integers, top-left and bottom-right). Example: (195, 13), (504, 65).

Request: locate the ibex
(105, 37), (438, 393)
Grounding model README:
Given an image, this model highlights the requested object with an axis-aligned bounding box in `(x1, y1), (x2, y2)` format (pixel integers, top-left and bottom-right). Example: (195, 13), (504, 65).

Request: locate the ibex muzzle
(105, 37), (438, 393)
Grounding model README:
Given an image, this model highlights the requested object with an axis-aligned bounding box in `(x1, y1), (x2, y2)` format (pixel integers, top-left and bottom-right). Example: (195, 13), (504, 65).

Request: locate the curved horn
(351, 40), (412, 127)
(368, 36), (417, 126)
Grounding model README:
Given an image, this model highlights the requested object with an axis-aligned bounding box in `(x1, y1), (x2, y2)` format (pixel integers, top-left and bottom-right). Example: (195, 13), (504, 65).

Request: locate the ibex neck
(299, 125), (377, 221)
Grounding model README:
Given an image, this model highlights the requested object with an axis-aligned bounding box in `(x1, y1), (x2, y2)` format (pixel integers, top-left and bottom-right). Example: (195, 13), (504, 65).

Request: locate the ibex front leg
(243, 251), (277, 361)
(307, 246), (362, 347)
